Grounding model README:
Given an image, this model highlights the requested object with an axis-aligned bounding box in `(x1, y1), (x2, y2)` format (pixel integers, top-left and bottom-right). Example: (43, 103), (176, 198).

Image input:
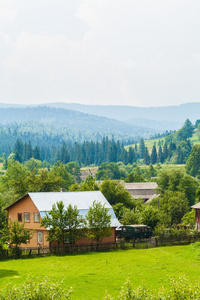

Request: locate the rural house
(191, 202), (200, 231)
(5, 191), (121, 248)
(125, 182), (158, 202)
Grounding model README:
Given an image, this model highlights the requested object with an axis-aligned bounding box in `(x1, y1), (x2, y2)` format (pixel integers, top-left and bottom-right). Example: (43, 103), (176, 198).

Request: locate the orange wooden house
(5, 191), (121, 248)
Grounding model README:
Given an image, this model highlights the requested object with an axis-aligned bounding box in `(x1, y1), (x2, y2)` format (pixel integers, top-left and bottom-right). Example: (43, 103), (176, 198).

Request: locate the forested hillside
(126, 119), (200, 166)
(0, 106), (156, 138)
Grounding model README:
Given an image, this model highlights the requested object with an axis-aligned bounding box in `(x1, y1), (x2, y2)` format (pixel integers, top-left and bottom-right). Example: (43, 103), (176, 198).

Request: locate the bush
(104, 276), (200, 299)
(0, 276), (73, 300)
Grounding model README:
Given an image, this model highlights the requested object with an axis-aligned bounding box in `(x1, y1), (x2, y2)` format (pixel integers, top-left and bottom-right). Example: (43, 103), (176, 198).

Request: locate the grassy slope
(1, 245), (200, 299)
(125, 132), (200, 153)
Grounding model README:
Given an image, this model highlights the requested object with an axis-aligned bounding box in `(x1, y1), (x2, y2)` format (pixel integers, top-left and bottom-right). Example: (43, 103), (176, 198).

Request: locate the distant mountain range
(0, 106), (157, 141)
(0, 101), (199, 132)
(44, 102), (200, 130)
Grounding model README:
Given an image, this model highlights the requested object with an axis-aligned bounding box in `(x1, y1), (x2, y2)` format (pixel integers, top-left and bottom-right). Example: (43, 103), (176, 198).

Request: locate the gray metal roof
(29, 191), (121, 228)
(29, 191), (111, 211)
(191, 202), (200, 209)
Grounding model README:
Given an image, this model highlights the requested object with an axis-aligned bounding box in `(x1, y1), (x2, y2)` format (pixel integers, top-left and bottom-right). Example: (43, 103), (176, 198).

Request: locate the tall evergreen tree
(163, 142), (168, 161)
(139, 138), (145, 159)
(150, 144), (157, 164)
(157, 145), (164, 163)
(144, 147), (150, 165)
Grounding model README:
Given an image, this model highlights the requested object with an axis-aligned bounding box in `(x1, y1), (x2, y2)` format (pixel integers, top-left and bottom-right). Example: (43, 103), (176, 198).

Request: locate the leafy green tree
(3, 220), (34, 258)
(52, 162), (75, 190)
(120, 209), (141, 225)
(26, 169), (64, 193)
(64, 204), (84, 248)
(186, 144), (200, 177)
(182, 210), (195, 229)
(133, 166), (145, 182)
(41, 201), (68, 250)
(157, 169), (198, 206)
(85, 200), (112, 250)
(25, 158), (42, 173)
(125, 172), (135, 183)
(141, 206), (160, 229)
(0, 160), (28, 200)
(100, 180), (133, 208)
(66, 161), (81, 183)
(80, 175), (99, 191)
(159, 191), (189, 226)
(0, 201), (7, 230)
(112, 203), (128, 220)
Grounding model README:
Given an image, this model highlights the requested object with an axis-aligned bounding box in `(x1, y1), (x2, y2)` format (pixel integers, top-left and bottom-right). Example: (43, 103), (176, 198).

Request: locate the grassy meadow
(1, 245), (200, 299)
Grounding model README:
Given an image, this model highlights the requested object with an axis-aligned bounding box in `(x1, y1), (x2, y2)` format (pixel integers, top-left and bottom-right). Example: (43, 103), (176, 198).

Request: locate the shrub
(0, 276), (73, 300)
(104, 276), (200, 299)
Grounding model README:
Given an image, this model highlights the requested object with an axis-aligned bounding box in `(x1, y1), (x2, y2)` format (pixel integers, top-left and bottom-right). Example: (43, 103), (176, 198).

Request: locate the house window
(64, 233), (70, 244)
(37, 232), (43, 244)
(24, 213), (30, 222)
(34, 213), (40, 222)
(18, 213), (22, 222)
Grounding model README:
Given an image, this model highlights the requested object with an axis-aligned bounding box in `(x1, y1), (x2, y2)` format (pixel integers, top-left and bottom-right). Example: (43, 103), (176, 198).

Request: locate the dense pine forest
(1, 118), (198, 169)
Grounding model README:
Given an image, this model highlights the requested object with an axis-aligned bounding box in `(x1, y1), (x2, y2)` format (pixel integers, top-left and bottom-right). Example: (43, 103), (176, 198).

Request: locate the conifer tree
(150, 144), (157, 164)
(139, 138), (145, 159)
(144, 147), (150, 165)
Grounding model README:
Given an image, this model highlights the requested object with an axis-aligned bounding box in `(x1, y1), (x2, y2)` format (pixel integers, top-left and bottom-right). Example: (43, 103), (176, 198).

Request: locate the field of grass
(1, 245), (200, 299)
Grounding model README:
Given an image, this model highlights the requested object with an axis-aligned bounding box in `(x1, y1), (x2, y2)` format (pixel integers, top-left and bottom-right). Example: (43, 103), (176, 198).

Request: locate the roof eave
(3, 193), (29, 211)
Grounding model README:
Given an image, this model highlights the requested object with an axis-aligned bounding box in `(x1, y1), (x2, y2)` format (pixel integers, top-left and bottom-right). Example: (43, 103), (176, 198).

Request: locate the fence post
(133, 238), (135, 248)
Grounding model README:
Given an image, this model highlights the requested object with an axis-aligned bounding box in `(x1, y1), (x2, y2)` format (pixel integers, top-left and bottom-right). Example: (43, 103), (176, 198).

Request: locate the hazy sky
(0, 0), (200, 107)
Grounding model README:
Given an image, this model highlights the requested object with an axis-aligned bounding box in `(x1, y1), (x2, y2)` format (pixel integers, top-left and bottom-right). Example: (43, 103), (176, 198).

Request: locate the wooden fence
(1, 234), (200, 259)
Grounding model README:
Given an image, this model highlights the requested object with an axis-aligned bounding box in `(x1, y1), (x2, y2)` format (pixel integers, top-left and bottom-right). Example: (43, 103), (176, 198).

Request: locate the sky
(0, 0), (200, 107)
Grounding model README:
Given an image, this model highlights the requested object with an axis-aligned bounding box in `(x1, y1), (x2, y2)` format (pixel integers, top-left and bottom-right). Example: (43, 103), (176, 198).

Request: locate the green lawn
(1, 245), (200, 299)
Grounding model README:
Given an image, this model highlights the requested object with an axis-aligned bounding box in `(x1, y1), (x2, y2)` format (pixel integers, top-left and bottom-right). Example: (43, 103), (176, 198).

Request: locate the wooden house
(4, 191), (121, 248)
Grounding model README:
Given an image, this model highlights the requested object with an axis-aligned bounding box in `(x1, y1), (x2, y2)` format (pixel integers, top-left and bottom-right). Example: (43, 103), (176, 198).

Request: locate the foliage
(41, 201), (68, 248)
(105, 276), (200, 300)
(85, 200), (112, 249)
(66, 161), (81, 183)
(64, 204), (84, 248)
(96, 163), (126, 180)
(157, 169), (198, 206)
(100, 180), (133, 208)
(41, 201), (84, 249)
(158, 191), (189, 226)
(141, 205), (160, 229)
(2, 220), (34, 258)
(0, 276), (72, 300)
(186, 144), (200, 178)
(182, 210), (196, 228)
(51, 162), (75, 190)
(120, 209), (141, 225)
(80, 175), (99, 191)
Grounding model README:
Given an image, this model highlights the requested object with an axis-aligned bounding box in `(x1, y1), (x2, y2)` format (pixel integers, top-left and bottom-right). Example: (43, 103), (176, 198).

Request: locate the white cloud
(0, 0), (200, 106)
